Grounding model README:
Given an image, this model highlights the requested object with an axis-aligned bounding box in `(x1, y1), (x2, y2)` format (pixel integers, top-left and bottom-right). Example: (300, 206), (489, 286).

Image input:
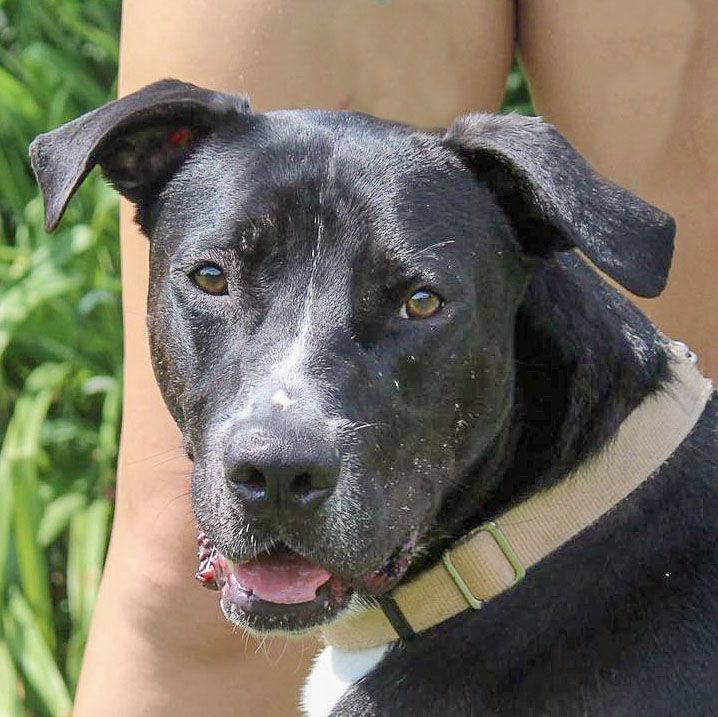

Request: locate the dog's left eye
(190, 263), (228, 295)
(399, 289), (444, 320)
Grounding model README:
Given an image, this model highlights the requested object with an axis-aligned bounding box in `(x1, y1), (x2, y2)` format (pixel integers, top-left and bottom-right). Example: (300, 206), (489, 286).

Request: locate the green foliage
(503, 58), (534, 116)
(0, 1), (121, 713)
(0, 1), (531, 710)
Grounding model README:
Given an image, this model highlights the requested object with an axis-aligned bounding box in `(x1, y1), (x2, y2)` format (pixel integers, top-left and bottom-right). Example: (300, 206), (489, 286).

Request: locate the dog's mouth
(195, 531), (418, 632)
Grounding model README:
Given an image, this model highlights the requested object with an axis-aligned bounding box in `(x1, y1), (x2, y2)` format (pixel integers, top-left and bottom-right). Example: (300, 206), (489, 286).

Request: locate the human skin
(72, 1), (715, 715)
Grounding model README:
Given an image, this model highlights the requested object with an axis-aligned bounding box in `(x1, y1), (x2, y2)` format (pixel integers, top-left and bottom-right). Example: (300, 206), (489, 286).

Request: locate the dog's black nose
(224, 428), (340, 513)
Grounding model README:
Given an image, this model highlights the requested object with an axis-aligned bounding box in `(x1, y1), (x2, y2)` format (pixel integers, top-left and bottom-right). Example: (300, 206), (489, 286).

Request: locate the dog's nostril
(292, 472), (313, 495)
(289, 469), (335, 508)
(244, 467), (266, 491)
(228, 464), (268, 499)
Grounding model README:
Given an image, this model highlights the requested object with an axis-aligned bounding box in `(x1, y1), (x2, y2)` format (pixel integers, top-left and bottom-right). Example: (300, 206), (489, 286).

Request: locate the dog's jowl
(32, 80), (717, 716)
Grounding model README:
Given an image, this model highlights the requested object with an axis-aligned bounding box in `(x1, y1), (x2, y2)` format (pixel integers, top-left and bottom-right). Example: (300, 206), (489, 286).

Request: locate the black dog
(31, 80), (717, 716)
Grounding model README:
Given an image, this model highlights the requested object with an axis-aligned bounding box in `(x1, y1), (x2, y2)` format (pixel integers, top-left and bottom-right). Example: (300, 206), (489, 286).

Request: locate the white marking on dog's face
(301, 644), (388, 717)
(272, 329), (309, 383)
(271, 388), (296, 411)
(271, 215), (324, 383)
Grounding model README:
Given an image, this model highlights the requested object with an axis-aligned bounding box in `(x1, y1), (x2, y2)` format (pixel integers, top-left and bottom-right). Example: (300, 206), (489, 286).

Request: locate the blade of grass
(0, 638), (22, 717)
(0, 269), (82, 360)
(0, 438), (14, 617)
(65, 497), (110, 687)
(3, 590), (71, 717)
(8, 363), (70, 650)
(66, 498), (110, 633)
(37, 493), (87, 548)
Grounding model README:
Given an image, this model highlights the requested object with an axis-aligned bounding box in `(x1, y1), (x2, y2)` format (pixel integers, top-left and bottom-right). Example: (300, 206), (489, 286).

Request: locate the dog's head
(31, 80), (674, 633)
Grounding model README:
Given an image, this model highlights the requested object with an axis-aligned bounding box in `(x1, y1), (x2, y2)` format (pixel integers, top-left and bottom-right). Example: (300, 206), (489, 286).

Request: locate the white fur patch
(272, 216), (324, 384)
(301, 644), (388, 717)
(271, 388), (296, 411)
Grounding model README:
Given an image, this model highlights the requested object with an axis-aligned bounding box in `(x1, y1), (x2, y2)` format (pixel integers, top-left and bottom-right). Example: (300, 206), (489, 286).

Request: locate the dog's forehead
(230, 113), (468, 221)
(159, 110), (501, 270)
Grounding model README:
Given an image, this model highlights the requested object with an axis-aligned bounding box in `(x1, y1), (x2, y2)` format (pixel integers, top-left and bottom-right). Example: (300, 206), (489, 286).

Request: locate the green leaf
(0, 639), (22, 717)
(0, 450), (13, 619)
(65, 498), (111, 687)
(66, 498), (110, 633)
(37, 493), (87, 548)
(7, 365), (70, 651)
(3, 590), (72, 717)
(0, 268), (82, 361)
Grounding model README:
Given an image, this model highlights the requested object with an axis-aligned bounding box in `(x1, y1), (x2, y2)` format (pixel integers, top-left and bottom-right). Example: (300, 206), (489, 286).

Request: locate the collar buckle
(441, 521), (526, 610)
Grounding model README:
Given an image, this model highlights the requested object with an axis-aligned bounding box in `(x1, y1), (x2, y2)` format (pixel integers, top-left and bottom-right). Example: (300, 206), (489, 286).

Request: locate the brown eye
(190, 264), (228, 295)
(400, 288), (444, 320)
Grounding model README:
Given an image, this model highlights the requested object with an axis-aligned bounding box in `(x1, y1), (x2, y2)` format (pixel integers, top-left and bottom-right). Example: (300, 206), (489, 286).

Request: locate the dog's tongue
(234, 551), (332, 604)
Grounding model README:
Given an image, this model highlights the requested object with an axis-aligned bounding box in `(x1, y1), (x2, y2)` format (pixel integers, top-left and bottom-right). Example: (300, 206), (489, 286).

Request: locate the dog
(31, 80), (717, 716)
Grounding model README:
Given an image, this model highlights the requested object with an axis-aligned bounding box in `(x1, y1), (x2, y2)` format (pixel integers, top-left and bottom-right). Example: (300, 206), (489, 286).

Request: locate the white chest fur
(301, 644), (389, 717)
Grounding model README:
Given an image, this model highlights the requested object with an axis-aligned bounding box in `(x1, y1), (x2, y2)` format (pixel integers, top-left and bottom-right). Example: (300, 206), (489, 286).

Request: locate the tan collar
(320, 347), (714, 651)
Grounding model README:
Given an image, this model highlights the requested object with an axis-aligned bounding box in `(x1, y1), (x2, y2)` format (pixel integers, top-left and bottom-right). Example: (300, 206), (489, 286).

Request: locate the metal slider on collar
(442, 521), (526, 610)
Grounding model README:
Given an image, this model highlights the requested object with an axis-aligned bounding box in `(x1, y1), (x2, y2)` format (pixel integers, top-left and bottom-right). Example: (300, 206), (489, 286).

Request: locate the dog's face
(149, 116), (528, 629)
(31, 80), (674, 633)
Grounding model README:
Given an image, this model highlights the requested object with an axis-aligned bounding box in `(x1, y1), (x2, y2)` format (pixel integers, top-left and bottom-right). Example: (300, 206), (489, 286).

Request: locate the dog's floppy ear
(30, 78), (251, 232)
(443, 113), (675, 298)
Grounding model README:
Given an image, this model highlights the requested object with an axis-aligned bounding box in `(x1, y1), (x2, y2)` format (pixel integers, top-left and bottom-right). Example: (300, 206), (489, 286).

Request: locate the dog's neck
(438, 252), (670, 541)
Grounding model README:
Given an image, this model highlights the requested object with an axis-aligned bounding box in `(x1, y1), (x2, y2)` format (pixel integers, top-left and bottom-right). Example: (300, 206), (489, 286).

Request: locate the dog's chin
(195, 531), (418, 634)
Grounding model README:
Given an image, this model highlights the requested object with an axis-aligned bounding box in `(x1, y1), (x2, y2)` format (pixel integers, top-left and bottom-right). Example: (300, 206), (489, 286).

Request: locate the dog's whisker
(407, 239), (456, 259)
(148, 453), (192, 469)
(152, 490), (192, 522)
(350, 422), (385, 433)
(126, 446), (186, 466)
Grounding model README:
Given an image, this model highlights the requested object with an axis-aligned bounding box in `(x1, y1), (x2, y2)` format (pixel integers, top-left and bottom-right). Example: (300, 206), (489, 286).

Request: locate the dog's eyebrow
(365, 246), (447, 294)
(231, 214), (278, 253)
(378, 237), (458, 285)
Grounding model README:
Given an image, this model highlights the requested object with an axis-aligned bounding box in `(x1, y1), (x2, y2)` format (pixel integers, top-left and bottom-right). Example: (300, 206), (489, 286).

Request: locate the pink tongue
(234, 551), (332, 605)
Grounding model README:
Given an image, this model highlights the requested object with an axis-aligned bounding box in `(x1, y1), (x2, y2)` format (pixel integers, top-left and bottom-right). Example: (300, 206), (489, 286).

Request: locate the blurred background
(0, 2), (532, 714)
(1, 2), (121, 715)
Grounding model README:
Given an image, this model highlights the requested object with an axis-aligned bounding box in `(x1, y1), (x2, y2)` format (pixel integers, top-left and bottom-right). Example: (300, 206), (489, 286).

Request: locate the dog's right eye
(399, 288), (444, 320)
(190, 264), (228, 295)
